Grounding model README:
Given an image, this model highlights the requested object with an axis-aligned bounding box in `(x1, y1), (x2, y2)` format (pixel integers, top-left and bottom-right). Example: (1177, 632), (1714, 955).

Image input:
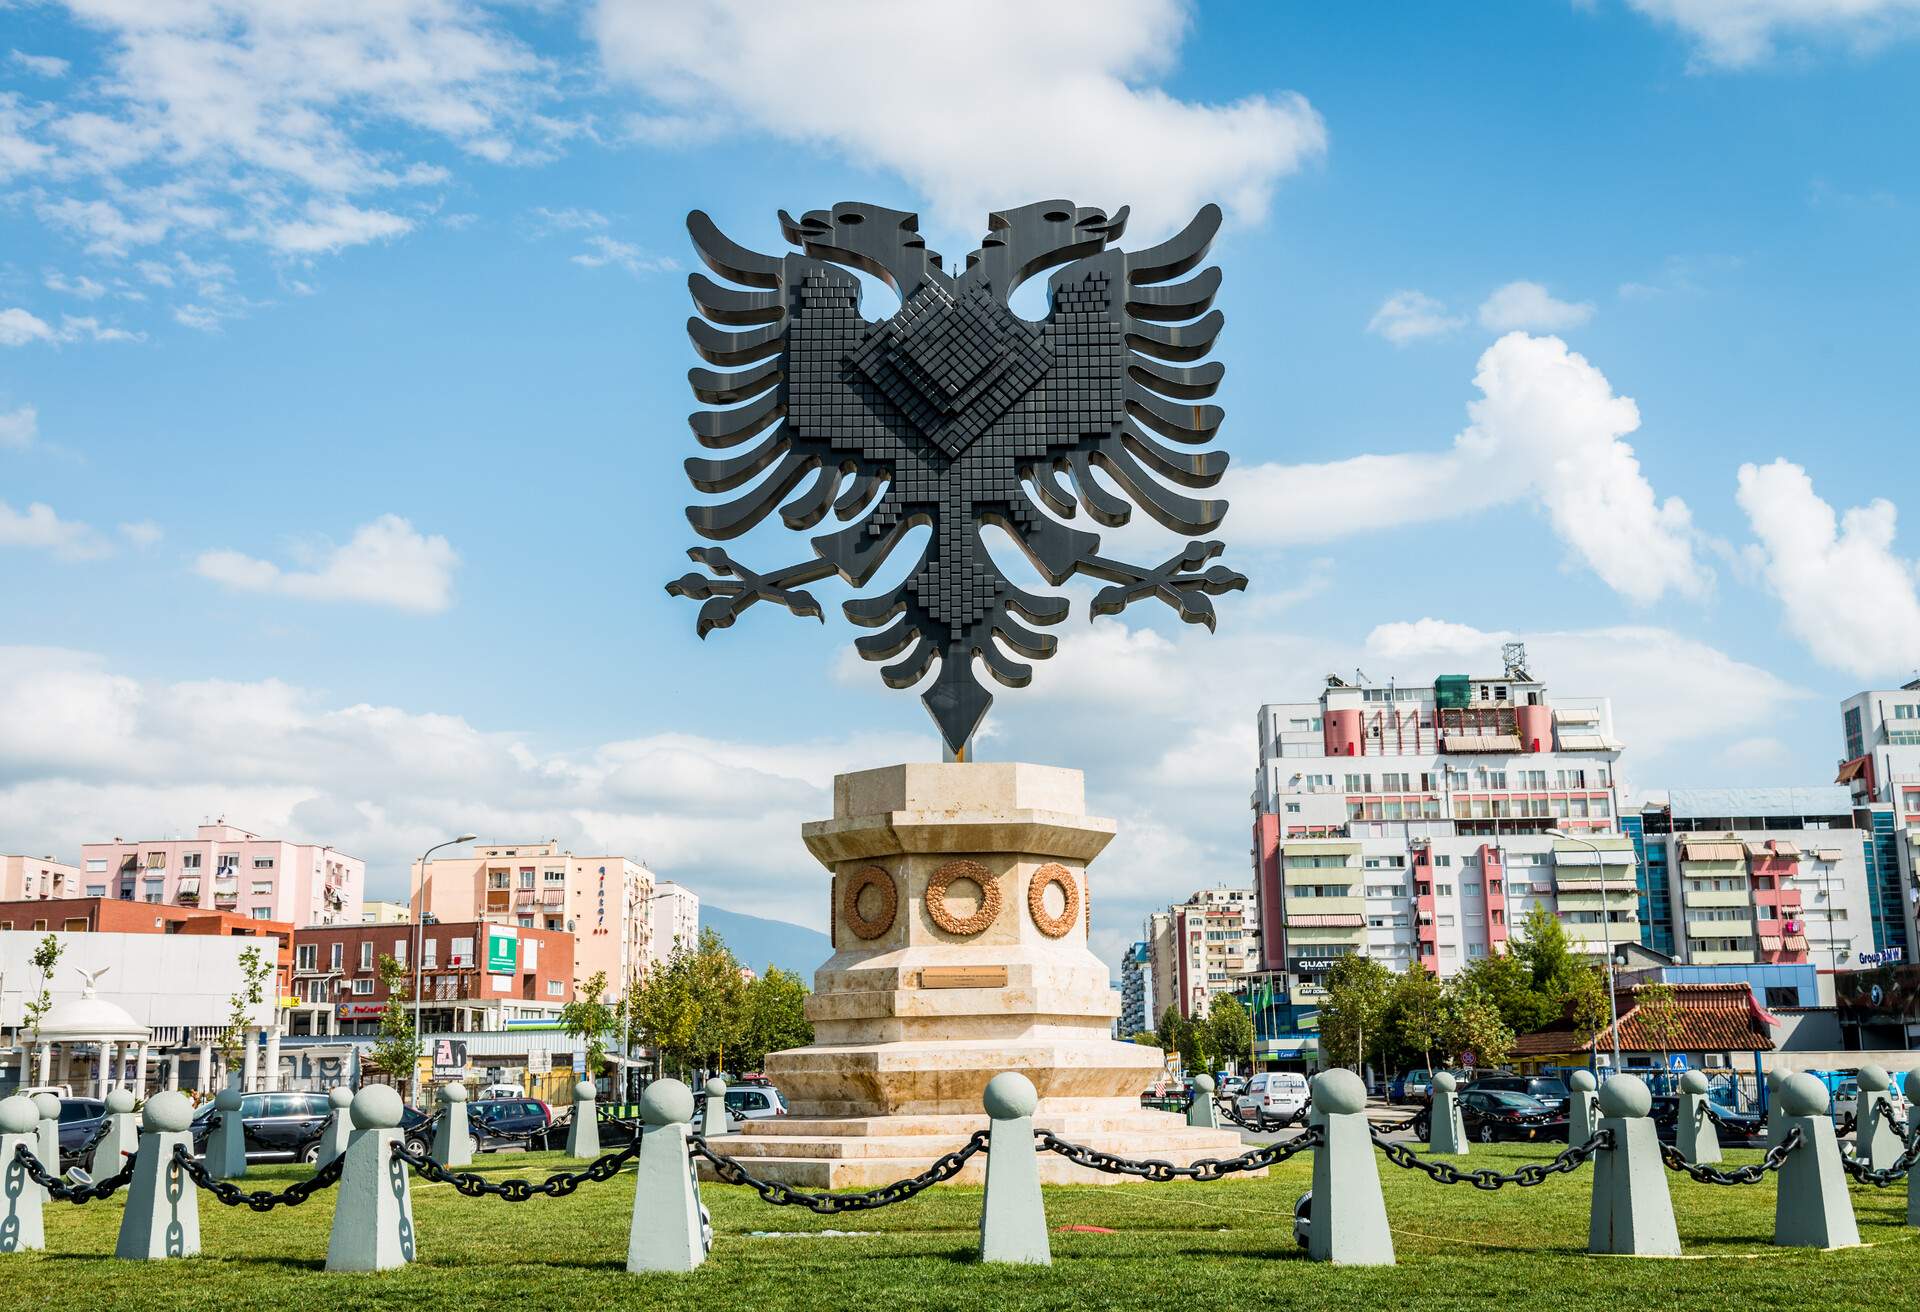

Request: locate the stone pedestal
(704, 763), (1247, 1186)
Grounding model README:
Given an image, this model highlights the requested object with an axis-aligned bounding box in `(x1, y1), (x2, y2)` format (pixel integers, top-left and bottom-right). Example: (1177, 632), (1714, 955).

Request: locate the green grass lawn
(16, 1142), (1917, 1311)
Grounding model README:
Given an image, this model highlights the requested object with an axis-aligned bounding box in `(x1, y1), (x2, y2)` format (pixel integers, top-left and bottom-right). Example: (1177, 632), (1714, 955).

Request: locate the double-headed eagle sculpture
(667, 200), (1244, 758)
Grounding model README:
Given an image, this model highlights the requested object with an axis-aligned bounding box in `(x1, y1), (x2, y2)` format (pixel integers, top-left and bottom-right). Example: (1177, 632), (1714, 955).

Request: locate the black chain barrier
(1874, 1098), (1911, 1139)
(391, 1134), (639, 1200)
(1657, 1126), (1803, 1185)
(1371, 1129), (1612, 1189)
(1841, 1106), (1920, 1188)
(1036, 1124), (1323, 1182)
(1833, 1112), (1857, 1139)
(689, 1130), (989, 1212)
(1375, 1111), (1425, 1136)
(12, 1143), (136, 1203)
(171, 1145), (346, 1210)
(1209, 1096), (1303, 1134)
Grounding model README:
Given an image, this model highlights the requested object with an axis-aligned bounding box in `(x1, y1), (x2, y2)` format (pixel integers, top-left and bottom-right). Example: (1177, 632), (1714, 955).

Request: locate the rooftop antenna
(1501, 641), (1531, 681)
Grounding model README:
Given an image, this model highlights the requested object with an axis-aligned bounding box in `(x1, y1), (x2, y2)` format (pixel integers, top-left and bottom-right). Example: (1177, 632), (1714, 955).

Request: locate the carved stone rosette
(1027, 862), (1081, 939)
(840, 865), (897, 940)
(925, 858), (1001, 936)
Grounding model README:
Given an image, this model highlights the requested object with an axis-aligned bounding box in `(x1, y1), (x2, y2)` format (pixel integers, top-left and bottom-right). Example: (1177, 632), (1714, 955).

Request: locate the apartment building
(1145, 910), (1177, 1026)
(1118, 940), (1151, 1036)
(79, 823), (363, 927)
(413, 840), (650, 1004)
(1251, 649), (1630, 1000)
(360, 900), (412, 925)
(0, 855), (80, 901)
(1835, 685), (1920, 960)
(649, 880), (700, 969)
(286, 920), (573, 1036)
(1635, 788), (1881, 969)
(1147, 886), (1258, 1019)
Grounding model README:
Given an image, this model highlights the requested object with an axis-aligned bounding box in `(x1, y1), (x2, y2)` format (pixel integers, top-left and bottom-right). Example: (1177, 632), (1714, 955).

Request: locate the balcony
(1683, 919), (1754, 940)
(1682, 888), (1751, 909)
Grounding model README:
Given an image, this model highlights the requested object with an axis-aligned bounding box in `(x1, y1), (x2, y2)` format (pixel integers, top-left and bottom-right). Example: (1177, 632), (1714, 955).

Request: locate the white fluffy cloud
(1625, 0), (1920, 67)
(570, 235), (678, 276)
(1478, 280), (1595, 332)
(1735, 458), (1920, 677)
(0, 646), (927, 925)
(0, 501), (112, 560)
(0, 405), (37, 449)
(1363, 619), (1808, 762)
(266, 201), (413, 256)
(44, 270), (106, 299)
(194, 514), (460, 613)
(1367, 290), (1465, 344)
(1224, 332), (1710, 603)
(591, 0), (1327, 235)
(9, 51), (70, 78)
(119, 519), (164, 549)
(0, 308), (56, 346)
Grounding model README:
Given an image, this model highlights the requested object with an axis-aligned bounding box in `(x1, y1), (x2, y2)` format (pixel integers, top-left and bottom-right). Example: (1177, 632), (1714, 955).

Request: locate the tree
(1155, 1005), (1181, 1053)
(1513, 905), (1579, 995)
(560, 969), (617, 1077)
(216, 944), (274, 1083)
(1439, 978), (1514, 1072)
(22, 934), (62, 1046)
(1457, 949), (1556, 1036)
(738, 966), (812, 1072)
(1174, 1011), (1213, 1076)
(1206, 994), (1254, 1074)
(1128, 1031), (1159, 1047)
(1635, 980), (1683, 1072)
(366, 954), (421, 1094)
(1317, 955), (1393, 1074)
(1562, 964), (1613, 1057)
(1390, 961), (1444, 1074)
(634, 928), (749, 1078)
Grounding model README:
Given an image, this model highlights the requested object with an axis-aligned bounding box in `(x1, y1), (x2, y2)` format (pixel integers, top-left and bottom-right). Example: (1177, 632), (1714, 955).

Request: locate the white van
(1237, 1071), (1310, 1123)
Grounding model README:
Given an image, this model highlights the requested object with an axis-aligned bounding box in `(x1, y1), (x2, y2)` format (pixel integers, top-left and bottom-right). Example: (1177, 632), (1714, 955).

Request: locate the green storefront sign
(486, 929), (518, 974)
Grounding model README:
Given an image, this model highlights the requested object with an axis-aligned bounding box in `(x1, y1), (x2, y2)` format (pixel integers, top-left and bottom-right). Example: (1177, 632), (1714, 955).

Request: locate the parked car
(1830, 1077), (1912, 1127)
(1467, 1074), (1571, 1117)
(1392, 1070), (1434, 1104)
(469, 1097), (553, 1146)
(1237, 1072), (1310, 1124)
(476, 1083), (523, 1100)
(1647, 1095), (1763, 1145)
(1454, 1089), (1566, 1143)
(191, 1091), (336, 1163)
(722, 1084), (788, 1120)
(56, 1096), (107, 1170)
(1218, 1074), (1247, 1098)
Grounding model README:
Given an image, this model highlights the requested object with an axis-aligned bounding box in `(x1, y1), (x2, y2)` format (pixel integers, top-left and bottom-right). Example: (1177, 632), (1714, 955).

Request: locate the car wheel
(301, 1143), (321, 1165)
(406, 1136), (430, 1159)
(1478, 1124), (1497, 1143)
(469, 1134), (482, 1156)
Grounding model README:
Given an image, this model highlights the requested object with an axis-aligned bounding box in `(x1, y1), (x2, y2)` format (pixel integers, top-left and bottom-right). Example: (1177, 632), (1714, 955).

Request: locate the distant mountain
(705, 904), (833, 981)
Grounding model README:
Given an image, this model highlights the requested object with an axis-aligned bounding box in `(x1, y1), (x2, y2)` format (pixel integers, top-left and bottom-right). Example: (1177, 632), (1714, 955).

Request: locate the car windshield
(1483, 1091), (1545, 1108)
(1528, 1079), (1570, 1098)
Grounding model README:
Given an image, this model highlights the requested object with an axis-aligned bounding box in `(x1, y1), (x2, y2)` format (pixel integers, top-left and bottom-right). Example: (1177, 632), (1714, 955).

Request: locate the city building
(1155, 885), (1258, 1019)
(360, 900), (412, 925)
(1118, 940), (1151, 1036)
(0, 855), (79, 901)
(1145, 910), (1177, 1026)
(1251, 648), (1629, 1000)
(285, 920), (573, 1037)
(0, 925), (281, 1095)
(79, 822), (364, 927)
(412, 840), (652, 1004)
(1835, 685), (1920, 960)
(1634, 788), (1880, 969)
(649, 880), (700, 967)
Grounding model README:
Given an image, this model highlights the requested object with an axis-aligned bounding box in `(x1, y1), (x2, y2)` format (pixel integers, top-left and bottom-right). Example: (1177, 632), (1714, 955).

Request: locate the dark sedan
(1648, 1095), (1764, 1145)
(191, 1091), (335, 1163)
(56, 1097), (107, 1170)
(1456, 1089), (1567, 1143)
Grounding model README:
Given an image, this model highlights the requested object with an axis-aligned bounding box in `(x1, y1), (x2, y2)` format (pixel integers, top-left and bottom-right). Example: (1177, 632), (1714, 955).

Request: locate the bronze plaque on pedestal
(917, 966), (1009, 989)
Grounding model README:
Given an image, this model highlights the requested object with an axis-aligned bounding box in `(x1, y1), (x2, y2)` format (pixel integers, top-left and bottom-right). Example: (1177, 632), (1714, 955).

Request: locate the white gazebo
(32, 967), (154, 1097)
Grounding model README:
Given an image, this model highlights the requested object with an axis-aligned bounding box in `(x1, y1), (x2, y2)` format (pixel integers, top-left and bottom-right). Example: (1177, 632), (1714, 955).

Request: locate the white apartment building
(649, 880), (700, 969)
(415, 840), (652, 1003)
(0, 855), (80, 901)
(1146, 886), (1258, 1020)
(79, 823), (363, 928)
(1836, 686), (1920, 960)
(1251, 650), (1631, 1000)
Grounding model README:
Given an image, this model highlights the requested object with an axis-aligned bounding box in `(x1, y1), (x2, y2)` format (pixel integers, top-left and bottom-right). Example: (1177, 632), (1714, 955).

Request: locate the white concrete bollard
(1765, 1066), (1791, 1149)
(29, 1094), (58, 1180)
(1567, 1069), (1598, 1146)
(1308, 1069), (1393, 1265)
(115, 1091), (200, 1260)
(1428, 1071), (1467, 1156)
(0, 1095), (45, 1253)
(1186, 1073), (1221, 1129)
(701, 1077), (729, 1136)
(206, 1080), (247, 1179)
(979, 1072), (1049, 1265)
(1773, 1071), (1860, 1250)
(1854, 1065), (1899, 1171)
(566, 1080), (600, 1159)
(325, 1085), (415, 1272)
(1675, 1070), (1721, 1166)
(432, 1082), (472, 1167)
(317, 1087), (353, 1167)
(627, 1078), (704, 1273)
(94, 1087), (140, 1175)
(1588, 1074), (1681, 1256)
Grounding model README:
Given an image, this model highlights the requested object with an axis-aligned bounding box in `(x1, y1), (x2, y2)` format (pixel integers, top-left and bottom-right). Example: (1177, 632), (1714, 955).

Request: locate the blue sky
(3, 1), (1919, 973)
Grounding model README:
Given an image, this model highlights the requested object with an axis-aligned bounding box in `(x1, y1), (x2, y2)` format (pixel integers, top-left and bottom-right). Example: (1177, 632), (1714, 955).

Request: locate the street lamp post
(1552, 829), (1622, 1071)
(413, 833), (476, 1102)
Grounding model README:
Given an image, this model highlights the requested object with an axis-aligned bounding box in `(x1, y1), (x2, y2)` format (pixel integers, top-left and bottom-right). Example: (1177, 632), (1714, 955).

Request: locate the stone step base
(697, 1111), (1258, 1188)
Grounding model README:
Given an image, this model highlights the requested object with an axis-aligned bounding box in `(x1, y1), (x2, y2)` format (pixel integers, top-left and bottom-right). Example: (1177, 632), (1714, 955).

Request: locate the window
(1433, 855), (1451, 867)
(519, 869), (535, 889)
(543, 869), (566, 885)
(1518, 770), (1547, 789)
(452, 936), (474, 964)
(1435, 884), (1454, 897)
(252, 857), (274, 869)
(182, 853), (201, 870)
(1487, 770), (1507, 789)
(545, 918), (562, 931)
(85, 858), (106, 872)
(63, 917), (88, 932)
(1380, 772), (1410, 792)
(351, 978), (374, 996)
(1344, 773), (1372, 792)
(487, 871), (509, 890)
(547, 979), (564, 996)
(250, 907), (273, 920)
(297, 944), (317, 971)
(330, 942), (343, 970)
(519, 915), (534, 927)
(85, 884), (106, 897)
(145, 850), (166, 869)
(1463, 881), (1482, 896)
(393, 939), (407, 966)
(422, 938), (438, 968)
(1285, 803), (1301, 814)
(358, 942), (374, 970)
(251, 880), (273, 895)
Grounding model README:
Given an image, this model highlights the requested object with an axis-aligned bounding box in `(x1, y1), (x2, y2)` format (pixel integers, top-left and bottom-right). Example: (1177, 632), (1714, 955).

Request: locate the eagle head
(778, 202), (942, 298)
(968, 200), (1131, 296)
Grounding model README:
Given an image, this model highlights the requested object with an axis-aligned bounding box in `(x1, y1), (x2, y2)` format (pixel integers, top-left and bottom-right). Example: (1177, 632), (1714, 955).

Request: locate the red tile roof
(1511, 982), (1777, 1059)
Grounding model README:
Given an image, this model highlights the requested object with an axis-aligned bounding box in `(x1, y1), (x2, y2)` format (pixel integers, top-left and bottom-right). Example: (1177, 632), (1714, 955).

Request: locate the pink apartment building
(0, 854), (81, 901)
(80, 823), (364, 928)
